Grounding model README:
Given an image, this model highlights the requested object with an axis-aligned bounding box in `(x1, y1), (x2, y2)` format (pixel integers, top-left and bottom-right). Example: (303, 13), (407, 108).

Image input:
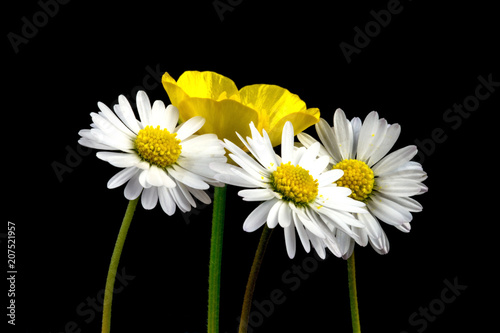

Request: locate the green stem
(208, 185), (227, 333)
(102, 198), (139, 333)
(347, 251), (361, 333)
(239, 225), (273, 333)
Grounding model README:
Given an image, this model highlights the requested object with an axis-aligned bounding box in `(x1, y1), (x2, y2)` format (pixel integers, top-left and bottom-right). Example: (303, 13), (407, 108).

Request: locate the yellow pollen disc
(333, 159), (375, 201)
(271, 162), (319, 206)
(134, 125), (182, 168)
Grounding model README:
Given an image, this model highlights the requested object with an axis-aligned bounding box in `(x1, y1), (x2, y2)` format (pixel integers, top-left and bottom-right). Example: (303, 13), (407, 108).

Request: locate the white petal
(278, 202), (293, 228)
(175, 116), (205, 140)
(316, 117), (342, 163)
(284, 225), (296, 259)
(317, 195), (367, 214)
(281, 121), (294, 164)
(169, 165), (209, 190)
(210, 162), (261, 188)
(352, 226), (368, 247)
(367, 123), (401, 166)
(239, 189), (275, 201)
(141, 187), (158, 210)
(170, 180), (193, 213)
(291, 146), (306, 166)
(368, 228), (390, 254)
(89, 113), (135, 151)
(228, 166), (267, 188)
(337, 230), (355, 256)
(248, 123), (279, 169)
(333, 109), (354, 160)
(97, 102), (136, 138)
(138, 169), (152, 188)
(318, 169), (344, 187)
(78, 137), (114, 150)
(323, 236), (343, 258)
(378, 165), (427, 182)
(188, 187), (212, 205)
(386, 196), (423, 212)
(297, 132), (319, 149)
(356, 111), (380, 162)
(225, 141), (268, 179)
(146, 165), (167, 187)
(267, 200), (283, 229)
(376, 178), (424, 197)
(176, 180), (197, 208)
(159, 170), (176, 188)
(124, 172), (143, 200)
(293, 205), (326, 238)
(371, 146), (418, 176)
(350, 117), (362, 157)
(318, 185), (353, 198)
(314, 206), (361, 240)
(306, 155), (330, 178)
(150, 100), (168, 129)
(136, 91), (152, 125)
(363, 117), (388, 164)
(107, 167), (137, 189)
(307, 231), (326, 259)
(243, 199), (277, 232)
(165, 105), (180, 133)
(395, 222), (411, 233)
(298, 142), (321, 171)
(298, 132), (335, 164)
(117, 95), (142, 134)
(356, 212), (382, 239)
(294, 215), (311, 253)
(367, 194), (413, 226)
(158, 186), (176, 216)
(97, 152), (141, 168)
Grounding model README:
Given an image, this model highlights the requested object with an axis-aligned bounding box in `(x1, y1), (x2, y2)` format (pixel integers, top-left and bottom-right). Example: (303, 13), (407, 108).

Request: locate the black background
(5, 0), (498, 332)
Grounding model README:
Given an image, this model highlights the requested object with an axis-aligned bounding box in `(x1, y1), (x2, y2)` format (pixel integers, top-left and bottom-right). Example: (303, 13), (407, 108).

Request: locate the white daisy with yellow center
(298, 109), (427, 257)
(78, 91), (227, 215)
(210, 121), (368, 259)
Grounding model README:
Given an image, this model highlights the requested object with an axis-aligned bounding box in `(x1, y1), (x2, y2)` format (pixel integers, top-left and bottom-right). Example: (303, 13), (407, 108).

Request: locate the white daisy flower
(78, 90), (227, 215)
(298, 109), (428, 257)
(210, 121), (368, 259)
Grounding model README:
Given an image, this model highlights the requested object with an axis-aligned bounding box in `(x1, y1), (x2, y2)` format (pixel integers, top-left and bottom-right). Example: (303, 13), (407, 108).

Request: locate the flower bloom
(298, 109), (427, 257)
(162, 71), (320, 148)
(210, 121), (368, 259)
(78, 91), (227, 215)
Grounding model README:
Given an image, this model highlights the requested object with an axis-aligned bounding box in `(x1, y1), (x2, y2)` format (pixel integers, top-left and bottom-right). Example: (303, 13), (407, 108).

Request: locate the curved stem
(208, 185), (227, 333)
(347, 251), (361, 333)
(102, 198), (139, 333)
(239, 225), (273, 333)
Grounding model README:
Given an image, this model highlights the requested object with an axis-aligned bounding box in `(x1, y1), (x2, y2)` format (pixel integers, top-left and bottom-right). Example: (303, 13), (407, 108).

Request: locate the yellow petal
(162, 72), (190, 108)
(176, 71), (240, 101)
(176, 97), (259, 146)
(266, 109), (321, 147)
(239, 84), (320, 145)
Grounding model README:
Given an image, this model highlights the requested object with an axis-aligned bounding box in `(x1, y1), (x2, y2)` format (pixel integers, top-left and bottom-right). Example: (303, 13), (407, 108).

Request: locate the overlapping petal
(162, 71), (320, 148)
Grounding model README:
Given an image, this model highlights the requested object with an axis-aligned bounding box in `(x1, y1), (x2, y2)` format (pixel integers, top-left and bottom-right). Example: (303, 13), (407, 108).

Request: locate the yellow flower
(162, 71), (320, 147)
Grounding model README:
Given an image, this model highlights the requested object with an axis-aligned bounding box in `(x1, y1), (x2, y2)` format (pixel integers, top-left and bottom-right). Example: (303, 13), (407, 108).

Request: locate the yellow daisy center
(271, 162), (319, 206)
(134, 125), (182, 168)
(333, 159), (375, 201)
